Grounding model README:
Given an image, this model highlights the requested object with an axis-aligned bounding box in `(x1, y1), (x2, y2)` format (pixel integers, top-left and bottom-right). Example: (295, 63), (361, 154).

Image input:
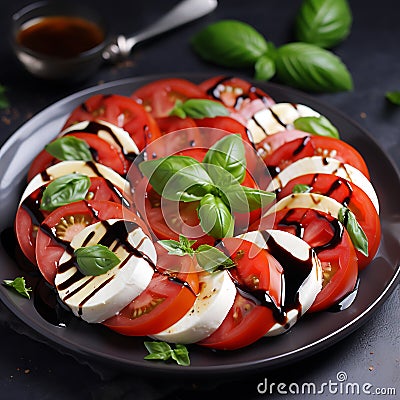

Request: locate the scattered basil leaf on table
(385, 91), (400, 105)
(191, 20), (269, 68)
(338, 207), (368, 256)
(293, 115), (340, 138)
(3, 277), (32, 299)
(0, 84), (9, 109)
(295, 0), (352, 48)
(144, 341), (190, 366)
(275, 42), (353, 92)
(254, 55), (276, 81)
(75, 244), (121, 276)
(45, 136), (93, 161)
(40, 173), (90, 211)
(170, 99), (229, 119)
(292, 184), (312, 194)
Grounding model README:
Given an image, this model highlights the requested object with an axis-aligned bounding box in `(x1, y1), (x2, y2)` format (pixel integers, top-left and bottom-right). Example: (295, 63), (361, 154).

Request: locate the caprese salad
(9, 76), (381, 365)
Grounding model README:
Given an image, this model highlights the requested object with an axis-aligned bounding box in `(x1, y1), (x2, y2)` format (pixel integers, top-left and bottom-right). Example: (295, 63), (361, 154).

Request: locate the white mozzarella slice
(151, 271), (236, 344)
(266, 156), (379, 214)
(238, 229), (322, 336)
(55, 219), (156, 323)
(61, 120), (140, 157)
(19, 160), (131, 205)
(264, 192), (343, 219)
(248, 103), (320, 144)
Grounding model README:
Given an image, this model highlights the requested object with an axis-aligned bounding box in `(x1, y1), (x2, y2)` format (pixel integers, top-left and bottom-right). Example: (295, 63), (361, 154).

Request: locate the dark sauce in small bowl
(17, 15), (105, 59)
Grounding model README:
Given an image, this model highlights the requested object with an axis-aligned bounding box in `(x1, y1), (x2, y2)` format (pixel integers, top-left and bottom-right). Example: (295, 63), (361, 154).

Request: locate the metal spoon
(103, 0), (218, 63)
(12, 0), (218, 82)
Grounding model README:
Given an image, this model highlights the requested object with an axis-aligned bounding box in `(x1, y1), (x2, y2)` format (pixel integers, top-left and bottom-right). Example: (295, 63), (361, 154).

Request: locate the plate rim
(1, 74), (399, 375)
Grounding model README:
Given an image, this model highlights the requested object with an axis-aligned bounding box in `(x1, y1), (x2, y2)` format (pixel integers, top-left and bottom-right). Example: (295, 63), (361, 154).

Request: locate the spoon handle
(103, 0), (218, 62)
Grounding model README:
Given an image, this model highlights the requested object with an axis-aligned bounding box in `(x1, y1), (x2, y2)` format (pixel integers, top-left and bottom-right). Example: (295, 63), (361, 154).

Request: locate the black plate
(0, 76), (399, 376)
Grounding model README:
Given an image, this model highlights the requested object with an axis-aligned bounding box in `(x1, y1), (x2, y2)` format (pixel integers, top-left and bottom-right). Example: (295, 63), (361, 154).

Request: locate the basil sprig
(295, 0), (352, 49)
(144, 341), (190, 366)
(40, 173), (90, 211)
(45, 136), (93, 161)
(3, 277), (32, 299)
(191, 14), (353, 93)
(170, 99), (229, 119)
(275, 43), (353, 92)
(338, 207), (368, 256)
(74, 244), (121, 276)
(191, 20), (270, 68)
(139, 135), (275, 239)
(159, 235), (236, 273)
(293, 115), (340, 139)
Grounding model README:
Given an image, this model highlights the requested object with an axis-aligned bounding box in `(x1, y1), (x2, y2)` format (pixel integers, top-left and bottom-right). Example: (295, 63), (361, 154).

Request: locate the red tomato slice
(15, 177), (127, 266)
(103, 243), (199, 335)
(35, 200), (143, 284)
(193, 116), (253, 145)
(135, 147), (262, 246)
(62, 94), (161, 151)
(131, 78), (207, 118)
(155, 116), (197, 135)
(199, 76), (275, 112)
(256, 129), (309, 158)
(27, 133), (128, 181)
(257, 208), (358, 312)
(263, 135), (370, 179)
(277, 173), (381, 269)
(199, 237), (283, 350)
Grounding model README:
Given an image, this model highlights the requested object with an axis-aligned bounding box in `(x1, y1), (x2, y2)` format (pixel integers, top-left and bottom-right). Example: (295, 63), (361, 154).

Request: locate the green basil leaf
(3, 277), (32, 299)
(158, 235), (196, 256)
(170, 344), (190, 366)
(224, 186), (275, 212)
(40, 173), (90, 211)
(293, 115), (340, 138)
(196, 244), (236, 273)
(254, 55), (276, 81)
(144, 342), (190, 366)
(139, 156), (214, 201)
(74, 244), (121, 276)
(338, 207), (368, 256)
(198, 194), (234, 239)
(191, 20), (269, 68)
(45, 136), (93, 161)
(295, 0), (352, 48)
(203, 134), (246, 183)
(385, 91), (400, 106)
(170, 99), (229, 119)
(0, 84), (9, 109)
(275, 42), (353, 92)
(292, 184), (312, 193)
